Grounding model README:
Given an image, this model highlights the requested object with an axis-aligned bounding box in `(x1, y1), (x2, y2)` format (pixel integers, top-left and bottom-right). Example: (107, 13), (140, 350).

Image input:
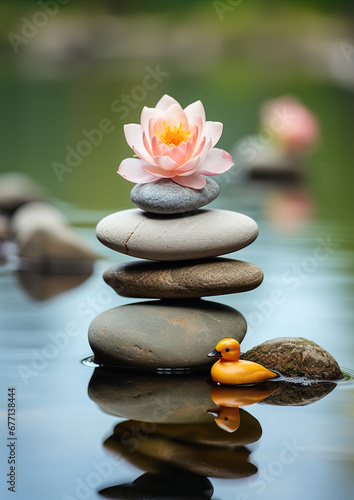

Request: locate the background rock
(0, 172), (46, 215)
(11, 201), (95, 269)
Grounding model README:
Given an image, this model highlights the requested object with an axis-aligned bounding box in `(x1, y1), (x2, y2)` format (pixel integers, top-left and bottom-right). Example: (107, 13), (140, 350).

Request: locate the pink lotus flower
(260, 96), (319, 152)
(118, 95), (234, 189)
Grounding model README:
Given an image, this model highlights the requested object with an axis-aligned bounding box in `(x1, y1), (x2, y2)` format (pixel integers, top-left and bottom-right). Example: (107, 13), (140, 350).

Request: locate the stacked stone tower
(89, 177), (262, 373)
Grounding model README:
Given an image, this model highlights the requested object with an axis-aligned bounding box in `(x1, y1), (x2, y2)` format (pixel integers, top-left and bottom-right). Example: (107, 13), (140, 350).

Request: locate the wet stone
(130, 177), (220, 214)
(243, 337), (343, 380)
(88, 299), (247, 372)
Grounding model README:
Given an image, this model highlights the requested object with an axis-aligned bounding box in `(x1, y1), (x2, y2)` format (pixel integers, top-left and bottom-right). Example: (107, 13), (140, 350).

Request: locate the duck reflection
(209, 384), (276, 433)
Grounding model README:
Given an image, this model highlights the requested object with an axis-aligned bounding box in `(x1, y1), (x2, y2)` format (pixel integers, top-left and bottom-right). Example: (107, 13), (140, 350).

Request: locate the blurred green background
(0, 0), (354, 220)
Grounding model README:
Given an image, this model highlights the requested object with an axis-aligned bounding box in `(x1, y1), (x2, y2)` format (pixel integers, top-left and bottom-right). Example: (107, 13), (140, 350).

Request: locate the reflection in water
(105, 417), (258, 479)
(16, 269), (93, 301)
(264, 187), (316, 234)
(88, 362), (341, 497)
(260, 380), (337, 406)
(88, 367), (217, 424)
(89, 369), (261, 497)
(209, 384), (276, 432)
(210, 384), (277, 407)
(99, 470), (214, 500)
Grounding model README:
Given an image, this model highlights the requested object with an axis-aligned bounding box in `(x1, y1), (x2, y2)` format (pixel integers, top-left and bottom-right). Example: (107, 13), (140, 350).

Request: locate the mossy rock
(243, 337), (342, 380)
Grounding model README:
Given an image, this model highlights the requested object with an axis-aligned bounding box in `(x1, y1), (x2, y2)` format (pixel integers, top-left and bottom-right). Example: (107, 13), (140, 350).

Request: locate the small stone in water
(242, 337), (343, 380)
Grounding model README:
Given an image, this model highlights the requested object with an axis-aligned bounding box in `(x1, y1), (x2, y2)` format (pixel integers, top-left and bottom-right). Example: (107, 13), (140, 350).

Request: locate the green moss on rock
(243, 337), (342, 380)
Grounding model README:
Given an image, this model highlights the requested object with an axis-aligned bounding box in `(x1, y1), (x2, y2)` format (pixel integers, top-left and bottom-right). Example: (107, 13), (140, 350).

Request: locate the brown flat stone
(103, 258), (264, 299)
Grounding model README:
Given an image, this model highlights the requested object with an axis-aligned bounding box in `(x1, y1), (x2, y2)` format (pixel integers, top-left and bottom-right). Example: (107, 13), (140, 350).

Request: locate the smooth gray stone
(130, 177), (219, 214)
(243, 337), (343, 380)
(88, 299), (247, 371)
(103, 258), (263, 299)
(96, 208), (259, 261)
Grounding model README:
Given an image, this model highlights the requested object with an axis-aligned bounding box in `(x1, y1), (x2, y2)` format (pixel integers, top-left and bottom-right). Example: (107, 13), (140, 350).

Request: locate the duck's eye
(224, 417), (229, 421)
(225, 348), (230, 352)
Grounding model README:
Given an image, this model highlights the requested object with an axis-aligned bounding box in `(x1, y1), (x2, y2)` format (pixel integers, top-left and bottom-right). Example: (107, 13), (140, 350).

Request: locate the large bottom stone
(88, 299), (247, 372)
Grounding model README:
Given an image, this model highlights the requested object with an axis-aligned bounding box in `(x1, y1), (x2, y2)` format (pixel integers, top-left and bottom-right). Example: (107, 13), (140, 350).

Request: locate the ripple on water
(336, 367), (354, 387)
(81, 355), (99, 368)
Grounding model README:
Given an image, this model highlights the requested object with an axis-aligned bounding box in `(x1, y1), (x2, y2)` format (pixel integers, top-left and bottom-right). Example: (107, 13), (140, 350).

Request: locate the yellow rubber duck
(208, 338), (278, 385)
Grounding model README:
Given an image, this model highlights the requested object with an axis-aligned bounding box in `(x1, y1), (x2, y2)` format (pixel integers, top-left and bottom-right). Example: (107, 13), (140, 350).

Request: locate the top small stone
(130, 177), (220, 214)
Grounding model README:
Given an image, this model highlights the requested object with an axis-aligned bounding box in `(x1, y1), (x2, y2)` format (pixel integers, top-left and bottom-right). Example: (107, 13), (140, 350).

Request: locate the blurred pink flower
(260, 96), (319, 152)
(118, 94), (234, 189)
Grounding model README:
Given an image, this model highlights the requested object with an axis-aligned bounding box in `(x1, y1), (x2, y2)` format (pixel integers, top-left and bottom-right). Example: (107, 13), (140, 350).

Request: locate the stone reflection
(88, 368), (216, 424)
(89, 368), (262, 497)
(16, 269), (93, 301)
(104, 417), (258, 479)
(99, 470), (214, 500)
(260, 380), (337, 406)
(88, 363), (339, 497)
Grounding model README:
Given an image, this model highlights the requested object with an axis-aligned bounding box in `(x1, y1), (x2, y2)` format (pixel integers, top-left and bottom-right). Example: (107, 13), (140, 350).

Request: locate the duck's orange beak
(208, 349), (222, 359)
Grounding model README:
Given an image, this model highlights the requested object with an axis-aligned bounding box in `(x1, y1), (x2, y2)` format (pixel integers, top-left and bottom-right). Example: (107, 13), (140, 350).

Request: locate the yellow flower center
(156, 121), (191, 147)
